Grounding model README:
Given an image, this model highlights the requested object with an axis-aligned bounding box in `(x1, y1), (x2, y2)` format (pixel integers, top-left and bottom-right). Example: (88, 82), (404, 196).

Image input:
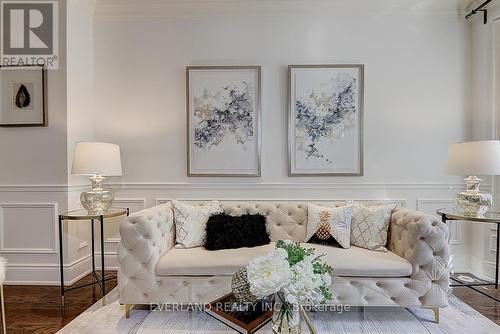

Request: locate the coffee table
(202, 275), (430, 334)
(205, 293), (273, 334)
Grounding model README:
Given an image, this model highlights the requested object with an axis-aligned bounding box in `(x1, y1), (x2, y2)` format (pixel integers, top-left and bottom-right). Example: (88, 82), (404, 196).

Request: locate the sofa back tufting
(175, 200), (403, 242)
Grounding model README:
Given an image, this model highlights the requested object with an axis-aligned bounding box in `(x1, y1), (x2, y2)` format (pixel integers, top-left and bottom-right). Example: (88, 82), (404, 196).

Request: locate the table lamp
(71, 142), (122, 215)
(447, 140), (500, 216)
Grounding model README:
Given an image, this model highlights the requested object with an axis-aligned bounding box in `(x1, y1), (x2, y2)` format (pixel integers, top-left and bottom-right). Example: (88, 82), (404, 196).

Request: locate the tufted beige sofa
(118, 200), (450, 321)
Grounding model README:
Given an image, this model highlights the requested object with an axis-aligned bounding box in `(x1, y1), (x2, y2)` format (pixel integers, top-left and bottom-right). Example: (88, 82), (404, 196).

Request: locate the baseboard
(4, 253), (119, 285)
(478, 258), (498, 282)
(467, 255), (497, 282)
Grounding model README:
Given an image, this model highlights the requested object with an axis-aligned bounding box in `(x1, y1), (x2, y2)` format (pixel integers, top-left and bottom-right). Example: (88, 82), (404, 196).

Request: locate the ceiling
(95, 0), (480, 18)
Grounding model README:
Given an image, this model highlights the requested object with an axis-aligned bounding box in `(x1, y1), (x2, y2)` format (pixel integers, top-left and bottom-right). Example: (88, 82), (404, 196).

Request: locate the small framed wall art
(0, 65), (47, 127)
(186, 66), (261, 176)
(288, 64), (364, 176)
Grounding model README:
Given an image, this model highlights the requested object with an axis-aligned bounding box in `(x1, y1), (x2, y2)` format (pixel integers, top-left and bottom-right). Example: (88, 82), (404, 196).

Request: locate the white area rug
(137, 307), (429, 334)
(58, 288), (500, 334)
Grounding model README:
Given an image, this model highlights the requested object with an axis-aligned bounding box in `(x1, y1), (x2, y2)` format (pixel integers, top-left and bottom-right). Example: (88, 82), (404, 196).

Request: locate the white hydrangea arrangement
(247, 248), (291, 299)
(242, 240), (333, 332)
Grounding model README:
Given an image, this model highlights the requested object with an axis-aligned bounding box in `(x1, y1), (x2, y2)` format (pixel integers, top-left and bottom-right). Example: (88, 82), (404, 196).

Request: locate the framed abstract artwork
(0, 65), (47, 127)
(288, 64), (364, 176)
(186, 66), (261, 176)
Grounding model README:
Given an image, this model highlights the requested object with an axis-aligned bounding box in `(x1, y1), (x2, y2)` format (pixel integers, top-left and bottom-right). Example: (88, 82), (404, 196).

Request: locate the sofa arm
(118, 202), (175, 303)
(388, 209), (450, 307)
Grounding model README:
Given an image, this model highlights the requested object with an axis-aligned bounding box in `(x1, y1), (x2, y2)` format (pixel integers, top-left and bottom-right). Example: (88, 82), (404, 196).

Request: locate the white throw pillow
(305, 204), (353, 249)
(172, 200), (222, 249)
(349, 202), (396, 252)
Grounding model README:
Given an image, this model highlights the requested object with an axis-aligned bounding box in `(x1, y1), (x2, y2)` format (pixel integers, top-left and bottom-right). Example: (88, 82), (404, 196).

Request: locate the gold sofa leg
(125, 304), (133, 319)
(432, 307), (440, 324)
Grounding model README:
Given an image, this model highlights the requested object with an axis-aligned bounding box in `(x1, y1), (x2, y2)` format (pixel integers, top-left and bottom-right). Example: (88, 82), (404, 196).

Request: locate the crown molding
(95, 0), (470, 20)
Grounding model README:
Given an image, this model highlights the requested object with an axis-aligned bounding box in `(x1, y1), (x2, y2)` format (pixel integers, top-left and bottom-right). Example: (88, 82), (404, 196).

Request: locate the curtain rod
(465, 0), (494, 24)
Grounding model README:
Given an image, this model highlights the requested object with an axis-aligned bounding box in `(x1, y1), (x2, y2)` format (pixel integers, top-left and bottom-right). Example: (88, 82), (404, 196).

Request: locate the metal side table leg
(100, 215), (106, 305)
(58, 215), (65, 307)
(496, 223), (499, 290)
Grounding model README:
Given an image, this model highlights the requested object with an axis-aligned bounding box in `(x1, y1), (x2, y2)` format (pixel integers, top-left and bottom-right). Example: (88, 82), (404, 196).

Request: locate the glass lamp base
(456, 176), (492, 217)
(80, 175), (114, 215)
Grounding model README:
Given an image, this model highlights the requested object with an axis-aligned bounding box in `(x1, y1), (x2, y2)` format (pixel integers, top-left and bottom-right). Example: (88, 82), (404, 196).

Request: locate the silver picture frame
(186, 65), (261, 177)
(288, 64), (364, 176)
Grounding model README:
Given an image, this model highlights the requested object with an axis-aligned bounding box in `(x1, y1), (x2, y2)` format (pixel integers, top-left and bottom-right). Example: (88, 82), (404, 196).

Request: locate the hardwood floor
(450, 272), (500, 326)
(451, 286), (500, 325)
(2, 272), (117, 334)
(1, 272), (499, 333)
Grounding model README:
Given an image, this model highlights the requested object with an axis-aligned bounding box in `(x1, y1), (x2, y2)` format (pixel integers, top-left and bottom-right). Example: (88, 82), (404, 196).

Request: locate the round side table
(58, 207), (129, 307)
(437, 208), (500, 303)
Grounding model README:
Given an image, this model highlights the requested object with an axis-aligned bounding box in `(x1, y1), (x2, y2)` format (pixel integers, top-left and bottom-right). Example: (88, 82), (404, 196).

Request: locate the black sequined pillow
(205, 213), (271, 250)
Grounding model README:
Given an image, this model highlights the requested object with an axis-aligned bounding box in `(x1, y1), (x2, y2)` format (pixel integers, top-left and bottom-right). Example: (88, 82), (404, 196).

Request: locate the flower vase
(272, 293), (301, 334)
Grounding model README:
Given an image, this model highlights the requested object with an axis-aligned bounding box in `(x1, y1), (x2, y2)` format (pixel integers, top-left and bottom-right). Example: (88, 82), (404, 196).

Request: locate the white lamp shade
(71, 142), (123, 176)
(447, 140), (500, 176)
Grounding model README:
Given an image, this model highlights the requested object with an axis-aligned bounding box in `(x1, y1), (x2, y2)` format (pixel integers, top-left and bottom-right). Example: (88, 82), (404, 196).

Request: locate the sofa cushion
(156, 243), (276, 276)
(155, 242), (412, 277)
(309, 243), (412, 277)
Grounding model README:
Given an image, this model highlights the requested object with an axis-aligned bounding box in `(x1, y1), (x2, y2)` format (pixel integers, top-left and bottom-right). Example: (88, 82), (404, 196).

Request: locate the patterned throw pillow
(350, 203), (397, 252)
(172, 200), (222, 248)
(305, 204), (353, 249)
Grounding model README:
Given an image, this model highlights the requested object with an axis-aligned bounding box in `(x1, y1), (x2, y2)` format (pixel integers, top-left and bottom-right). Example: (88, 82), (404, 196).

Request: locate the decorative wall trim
(5, 253), (92, 285)
(155, 197), (407, 206)
(416, 199), (460, 244)
(416, 199), (454, 211)
(105, 237), (120, 244)
(78, 241), (89, 250)
(0, 185), (477, 283)
(110, 182), (473, 190)
(0, 182), (488, 192)
(490, 233), (497, 253)
(113, 197), (146, 210)
(0, 203), (59, 254)
(0, 184), (87, 192)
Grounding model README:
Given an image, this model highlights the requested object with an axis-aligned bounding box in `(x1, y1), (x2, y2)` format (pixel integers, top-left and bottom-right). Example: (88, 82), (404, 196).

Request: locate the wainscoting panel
(104, 197), (145, 244)
(0, 183), (475, 284)
(155, 198), (407, 207)
(0, 203), (58, 254)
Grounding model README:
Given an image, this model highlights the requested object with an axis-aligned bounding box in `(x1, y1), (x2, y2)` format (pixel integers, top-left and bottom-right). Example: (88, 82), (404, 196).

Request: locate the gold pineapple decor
(315, 210), (332, 240)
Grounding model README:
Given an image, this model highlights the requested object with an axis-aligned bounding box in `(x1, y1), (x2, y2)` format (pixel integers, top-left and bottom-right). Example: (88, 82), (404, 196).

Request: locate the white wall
(468, 2), (500, 281)
(93, 4), (473, 271)
(95, 15), (470, 185)
(0, 0), (99, 285)
(66, 0), (97, 283)
(0, 0), (488, 284)
(0, 1), (69, 284)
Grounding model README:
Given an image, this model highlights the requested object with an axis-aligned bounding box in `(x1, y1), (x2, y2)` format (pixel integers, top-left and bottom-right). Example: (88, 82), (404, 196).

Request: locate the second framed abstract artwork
(288, 65), (364, 176)
(186, 66), (261, 176)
